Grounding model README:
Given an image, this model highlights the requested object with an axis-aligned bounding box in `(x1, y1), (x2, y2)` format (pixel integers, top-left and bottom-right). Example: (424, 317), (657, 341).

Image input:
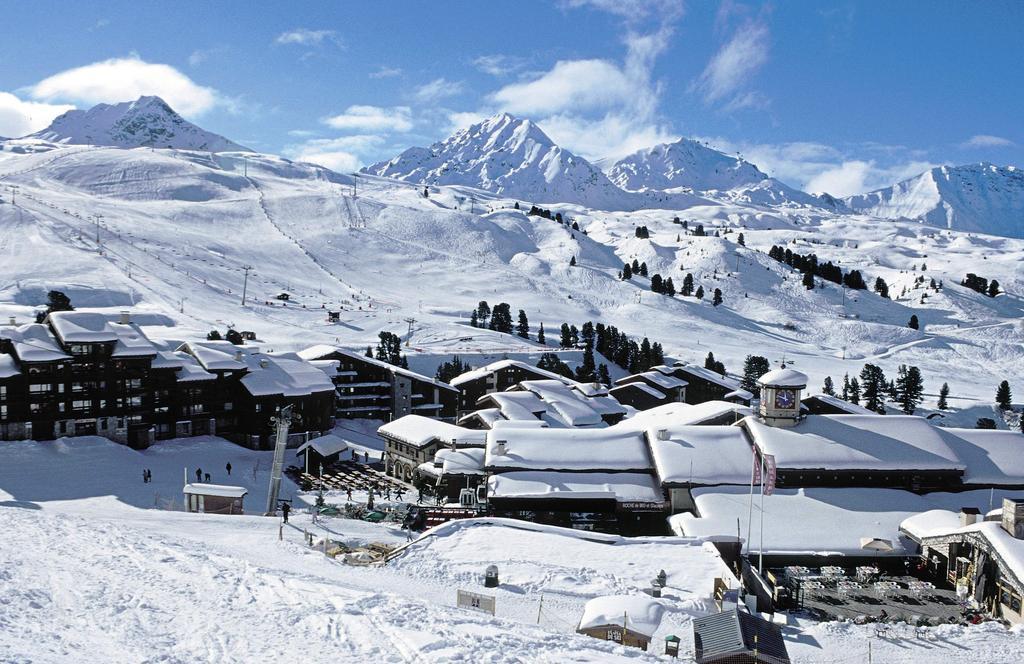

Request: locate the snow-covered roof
(611, 381), (666, 400)
(481, 391), (547, 421)
(518, 380), (626, 417)
(485, 427), (652, 472)
(742, 414), (965, 472)
(802, 393), (874, 415)
(944, 428), (1024, 486)
(449, 359), (569, 387)
(648, 425), (754, 486)
(47, 311), (159, 357)
(487, 471), (663, 503)
(616, 401), (751, 430)
(578, 595), (664, 638)
(378, 415), (487, 448)
(0, 323), (69, 362)
(0, 353), (20, 378)
(435, 447), (486, 475)
(296, 434), (349, 457)
(457, 407), (505, 428)
(240, 352), (336, 397)
(298, 345), (457, 391)
(174, 354), (217, 383)
(757, 367), (808, 388)
(181, 341), (247, 371)
(615, 371), (688, 390)
(182, 483), (248, 498)
(676, 364), (744, 391)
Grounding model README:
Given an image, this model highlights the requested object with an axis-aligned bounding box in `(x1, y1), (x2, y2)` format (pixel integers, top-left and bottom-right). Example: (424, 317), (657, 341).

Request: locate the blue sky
(0, 0), (1020, 196)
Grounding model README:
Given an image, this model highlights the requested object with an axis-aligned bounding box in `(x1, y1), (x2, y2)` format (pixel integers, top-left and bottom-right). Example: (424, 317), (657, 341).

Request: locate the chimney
(234, 350), (243, 362)
(1001, 499), (1024, 539)
(657, 429), (670, 441)
(959, 507), (981, 527)
(7, 316), (15, 326)
(494, 439), (508, 456)
(119, 310), (130, 324)
(259, 358), (269, 369)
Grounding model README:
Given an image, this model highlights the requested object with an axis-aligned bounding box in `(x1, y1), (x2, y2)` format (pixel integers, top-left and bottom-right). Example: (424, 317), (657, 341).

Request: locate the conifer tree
(859, 364), (887, 413)
(695, 285), (705, 300)
(713, 288), (723, 306)
(576, 344), (597, 382)
(741, 355), (770, 392)
(622, 263), (633, 280)
(365, 346), (373, 359)
(470, 310), (478, 327)
(841, 374), (850, 400)
(737, 233), (745, 246)
(664, 277), (676, 296)
(874, 277), (890, 299)
(516, 310), (530, 339)
(802, 270), (815, 289)
(682, 273), (694, 296)
(996, 380), (1013, 410)
(908, 314), (919, 330)
(651, 274), (663, 293)
(559, 323), (572, 349)
(631, 259), (640, 274)
(598, 363), (612, 387)
(476, 301), (491, 327)
(569, 255), (576, 267)
(938, 382), (949, 410)
(537, 322), (546, 345)
(639, 262), (648, 277)
(895, 364), (924, 414)
(849, 377), (861, 405)
(822, 376), (835, 396)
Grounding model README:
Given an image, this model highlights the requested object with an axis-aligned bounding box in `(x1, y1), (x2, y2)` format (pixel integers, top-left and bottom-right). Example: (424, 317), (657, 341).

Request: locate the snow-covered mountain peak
(27, 96), (250, 152)
(607, 137), (769, 192)
(363, 113), (629, 208)
(845, 162), (1024, 238)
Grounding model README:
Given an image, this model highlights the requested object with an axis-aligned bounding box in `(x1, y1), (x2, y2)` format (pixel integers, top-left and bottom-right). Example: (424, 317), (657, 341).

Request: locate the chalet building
(377, 415), (486, 482)
(298, 345), (458, 422)
(0, 314), (334, 450)
(449, 359), (570, 413)
(611, 368), (687, 411)
(183, 483), (248, 515)
(672, 364), (753, 406)
(417, 447), (487, 504)
(902, 500), (1024, 625)
(577, 595), (663, 652)
(463, 378), (626, 429)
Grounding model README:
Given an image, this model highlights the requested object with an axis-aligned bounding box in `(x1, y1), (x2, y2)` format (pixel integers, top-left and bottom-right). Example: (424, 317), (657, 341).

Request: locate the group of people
(145, 462), (234, 485)
(343, 483), (405, 503)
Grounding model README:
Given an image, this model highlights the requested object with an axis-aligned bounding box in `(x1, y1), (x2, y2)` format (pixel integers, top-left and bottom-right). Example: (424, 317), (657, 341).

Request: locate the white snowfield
(2, 437), (1024, 662)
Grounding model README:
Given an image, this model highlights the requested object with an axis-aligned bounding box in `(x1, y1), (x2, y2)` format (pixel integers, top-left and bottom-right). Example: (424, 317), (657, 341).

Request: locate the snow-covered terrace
(449, 359), (568, 388)
(742, 414), (966, 472)
(484, 427), (652, 473)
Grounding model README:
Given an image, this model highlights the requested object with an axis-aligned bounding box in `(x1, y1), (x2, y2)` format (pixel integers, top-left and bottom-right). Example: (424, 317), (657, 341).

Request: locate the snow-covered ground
(2, 436), (1023, 663)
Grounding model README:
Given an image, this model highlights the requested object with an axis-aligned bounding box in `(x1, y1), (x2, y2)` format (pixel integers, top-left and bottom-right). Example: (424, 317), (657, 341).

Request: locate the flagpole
(746, 448), (756, 561)
(759, 454), (766, 575)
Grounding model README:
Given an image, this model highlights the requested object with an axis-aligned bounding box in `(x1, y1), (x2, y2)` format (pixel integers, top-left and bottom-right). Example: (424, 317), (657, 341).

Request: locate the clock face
(774, 389), (796, 409)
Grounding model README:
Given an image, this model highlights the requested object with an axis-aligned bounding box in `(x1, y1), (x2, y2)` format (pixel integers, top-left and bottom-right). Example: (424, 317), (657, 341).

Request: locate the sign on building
(457, 589), (496, 616)
(763, 454), (777, 495)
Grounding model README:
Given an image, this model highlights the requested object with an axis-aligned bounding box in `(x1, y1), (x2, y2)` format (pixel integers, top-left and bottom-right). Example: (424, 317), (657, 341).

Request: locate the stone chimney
(119, 310), (130, 324)
(494, 439), (508, 456)
(1002, 499), (1024, 539)
(7, 316), (15, 326)
(657, 429), (670, 441)
(234, 350), (244, 362)
(959, 507), (981, 527)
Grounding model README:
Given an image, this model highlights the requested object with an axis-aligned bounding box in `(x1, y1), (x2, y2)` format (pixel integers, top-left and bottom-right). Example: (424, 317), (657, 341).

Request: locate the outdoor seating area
(779, 566), (963, 624)
(289, 459), (413, 500)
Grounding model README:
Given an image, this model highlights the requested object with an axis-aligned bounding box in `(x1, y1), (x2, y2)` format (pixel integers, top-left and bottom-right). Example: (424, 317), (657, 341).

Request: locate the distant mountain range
(28, 96), (250, 153)
(845, 163), (1023, 237)
(16, 98), (1022, 238)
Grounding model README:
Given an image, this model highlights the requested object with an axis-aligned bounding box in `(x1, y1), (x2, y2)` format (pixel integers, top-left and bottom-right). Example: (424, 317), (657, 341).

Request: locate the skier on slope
(281, 502), (291, 523)
(225, 462), (232, 476)
(195, 467), (202, 483)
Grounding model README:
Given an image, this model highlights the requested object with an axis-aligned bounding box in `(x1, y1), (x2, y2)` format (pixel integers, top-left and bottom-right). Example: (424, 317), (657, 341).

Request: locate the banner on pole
(751, 451), (762, 484)
(763, 454), (777, 495)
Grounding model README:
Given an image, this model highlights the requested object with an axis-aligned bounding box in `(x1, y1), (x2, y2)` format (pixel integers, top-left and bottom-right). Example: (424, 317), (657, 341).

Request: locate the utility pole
(352, 173), (357, 198)
(405, 317), (416, 347)
(266, 405), (294, 515)
(8, 185), (17, 204)
(94, 214), (104, 245)
(242, 155), (248, 178)
(241, 265), (253, 306)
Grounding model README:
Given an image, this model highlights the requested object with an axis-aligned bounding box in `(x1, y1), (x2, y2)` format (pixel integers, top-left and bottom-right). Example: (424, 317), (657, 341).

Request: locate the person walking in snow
(146, 469), (152, 483)
(225, 462), (232, 476)
(195, 467), (202, 483)
(281, 502), (291, 523)
(346, 487), (353, 501)
(204, 472), (211, 483)
(143, 469), (148, 483)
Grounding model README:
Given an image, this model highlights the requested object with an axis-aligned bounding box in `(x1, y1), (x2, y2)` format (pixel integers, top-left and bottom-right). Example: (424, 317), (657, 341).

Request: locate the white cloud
(322, 105), (412, 133)
(539, 113), (678, 162)
(693, 19), (770, 105)
(274, 29), (341, 47)
(412, 78), (464, 103)
(27, 56), (221, 117)
(560, 0), (684, 23)
(960, 134), (1015, 149)
(0, 92), (74, 137)
(472, 55), (526, 77)
(804, 160), (874, 198)
(446, 111), (491, 134)
(369, 66), (402, 79)
(489, 60), (636, 116)
(284, 135), (386, 172)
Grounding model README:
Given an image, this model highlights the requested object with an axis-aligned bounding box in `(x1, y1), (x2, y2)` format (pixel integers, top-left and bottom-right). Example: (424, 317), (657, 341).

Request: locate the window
(224, 402), (233, 411)
(72, 400), (91, 412)
(29, 384), (53, 394)
(0, 405), (6, 419)
(0, 385), (6, 398)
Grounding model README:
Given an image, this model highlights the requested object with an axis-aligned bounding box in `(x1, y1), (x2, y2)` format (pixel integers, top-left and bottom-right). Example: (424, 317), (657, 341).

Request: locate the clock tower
(757, 367), (808, 427)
